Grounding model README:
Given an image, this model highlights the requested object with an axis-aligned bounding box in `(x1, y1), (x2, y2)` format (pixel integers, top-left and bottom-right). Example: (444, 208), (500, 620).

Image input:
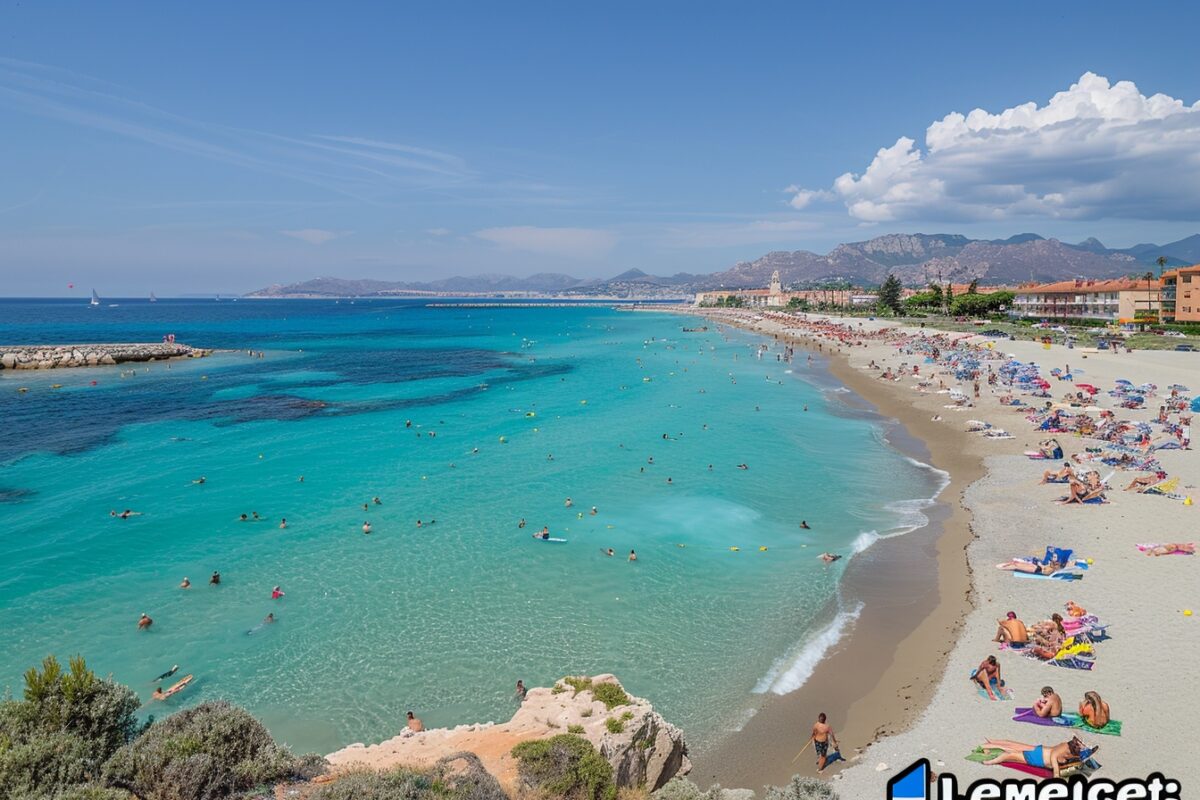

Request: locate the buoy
(580, 400), (587, 405)
(1185, 609), (1193, 617)
(1185, 496), (1194, 506)
(526, 412), (536, 418)
(759, 546), (768, 551)
(258, 454), (263, 459)
(1086, 558), (1094, 565)
(499, 436), (507, 443)
(421, 475), (427, 480)
(730, 546), (740, 552)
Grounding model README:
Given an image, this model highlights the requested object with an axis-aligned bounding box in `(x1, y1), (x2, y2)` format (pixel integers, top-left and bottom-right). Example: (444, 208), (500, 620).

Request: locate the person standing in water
(363, 521), (372, 534)
(179, 577), (191, 589)
(515, 680), (527, 702)
(209, 571), (221, 585)
(628, 550), (637, 562)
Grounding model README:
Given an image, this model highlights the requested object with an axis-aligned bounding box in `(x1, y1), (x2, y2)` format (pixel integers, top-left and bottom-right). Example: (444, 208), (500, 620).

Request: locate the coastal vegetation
(0, 655), (324, 800)
(651, 776), (838, 800)
(511, 734), (616, 800)
(310, 753), (505, 800)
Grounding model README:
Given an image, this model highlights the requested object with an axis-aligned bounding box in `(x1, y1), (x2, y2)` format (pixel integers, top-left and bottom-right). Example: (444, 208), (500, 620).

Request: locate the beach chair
(1143, 477), (1183, 499)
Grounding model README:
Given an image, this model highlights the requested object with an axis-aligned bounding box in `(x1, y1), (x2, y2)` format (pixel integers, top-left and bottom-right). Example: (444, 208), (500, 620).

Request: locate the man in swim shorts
(994, 611), (1029, 646)
(138, 613), (153, 630)
(811, 713), (839, 771)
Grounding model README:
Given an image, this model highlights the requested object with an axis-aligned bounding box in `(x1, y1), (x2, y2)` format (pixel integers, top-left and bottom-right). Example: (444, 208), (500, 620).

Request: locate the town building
(693, 271), (873, 307)
(1010, 278), (1161, 323)
(1160, 265), (1200, 323)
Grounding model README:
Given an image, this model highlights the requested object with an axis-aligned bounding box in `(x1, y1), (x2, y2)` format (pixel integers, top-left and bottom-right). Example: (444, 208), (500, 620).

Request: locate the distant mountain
(249, 230), (1200, 297)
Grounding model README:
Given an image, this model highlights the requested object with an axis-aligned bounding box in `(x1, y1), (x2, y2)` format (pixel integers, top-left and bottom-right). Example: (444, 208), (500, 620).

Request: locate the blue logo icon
(887, 759), (929, 800)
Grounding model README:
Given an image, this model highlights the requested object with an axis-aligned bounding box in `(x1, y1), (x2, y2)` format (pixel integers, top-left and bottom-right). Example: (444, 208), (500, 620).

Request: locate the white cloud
(280, 228), (346, 245)
(473, 226), (616, 258)
(426, 227), (452, 236)
(788, 72), (1200, 222)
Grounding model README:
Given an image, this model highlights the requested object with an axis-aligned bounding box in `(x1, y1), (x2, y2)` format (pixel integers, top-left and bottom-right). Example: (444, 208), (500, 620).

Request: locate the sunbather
(1124, 472), (1166, 492)
(994, 611), (1029, 646)
(996, 559), (1061, 575)
(1041, 462), (1075, 484)
(1140, 542), (1196, 556)
(1078, 692), (1110, 729)
(1033, 686), (1062, 718)
(972, 655), (1004, 700)
(980, 737), (1089, 777)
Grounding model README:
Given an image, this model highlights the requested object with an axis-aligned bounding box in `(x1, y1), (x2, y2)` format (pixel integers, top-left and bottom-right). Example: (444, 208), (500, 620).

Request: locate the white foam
(753, 601), (865, 695)
(850, 530), (881, 554)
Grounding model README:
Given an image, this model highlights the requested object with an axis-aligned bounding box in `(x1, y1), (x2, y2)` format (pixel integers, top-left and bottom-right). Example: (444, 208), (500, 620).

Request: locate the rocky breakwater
(326, 674), (689, 793)
(0, 342), (206, 370)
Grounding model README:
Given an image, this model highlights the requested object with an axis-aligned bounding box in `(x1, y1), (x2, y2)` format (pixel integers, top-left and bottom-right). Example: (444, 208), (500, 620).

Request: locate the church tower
(769, 269), (782, 299)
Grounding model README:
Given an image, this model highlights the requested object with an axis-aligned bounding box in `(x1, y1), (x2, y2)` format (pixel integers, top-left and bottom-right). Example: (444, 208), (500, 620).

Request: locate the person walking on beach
(810, 713), (839, 772)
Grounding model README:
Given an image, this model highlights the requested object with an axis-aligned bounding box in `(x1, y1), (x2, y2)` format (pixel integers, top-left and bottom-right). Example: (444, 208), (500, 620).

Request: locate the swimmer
(373, 497), (382, 505)
(606, 548), (615, 557)
(565, 497), (573, 507)
(800, 520), (811, 529)
(518, 518), (527, 529)
(279, 518), (287, 529)
(298, 475), (304, 482)
(179, 577), (191, 589)
(251, 511), (260, 521)
(271, 586), (285, 600)
(547, 454), (554, 461)
(264, 612), (275, 624)
(628, 549), (637, 562)
(192, 476), (206, 484)
(804, 405), (808, 412)
(209, 571), (221, 585)
(363, 521), (372, 534)
(138, 613), (153, 630)
(590, 506), (598, 515)
(737, 464), (749, 470)
(820, 553), (841, 563)
(708, 464), (713, 470)
(666, 477), (673, 484)
(416, 520), (422, 528)
(363, 502), (369, 511)
(239, 513), (249, 522)
(515, 680), (527, 701)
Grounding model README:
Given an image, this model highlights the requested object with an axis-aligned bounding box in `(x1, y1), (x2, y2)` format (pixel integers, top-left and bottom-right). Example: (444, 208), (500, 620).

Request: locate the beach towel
(1013, 570), (1083, 581)
(963, 748), (1051, 778)
(1013, 708), (1071, 728)
(969, 670), (1012, 700)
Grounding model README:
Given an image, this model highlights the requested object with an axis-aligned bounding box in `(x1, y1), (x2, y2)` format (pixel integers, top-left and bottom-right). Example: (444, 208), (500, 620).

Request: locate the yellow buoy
(1185, 496), (1194, 506)
(1086, 558), (1094, 565)
(1185, 609), (1193, 617)
(730, 546), (740, 552)
(759, 546), (768, 551)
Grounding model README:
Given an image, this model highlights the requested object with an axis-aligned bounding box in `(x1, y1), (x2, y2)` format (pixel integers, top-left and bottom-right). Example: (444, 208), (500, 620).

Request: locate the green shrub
(591, 683), (629, 711)
(309, 766), (443, 799)
(54, 786), (132, 800)
(511, 734), (615, 800)
(567, 724), (585, 734)
(650, 778), (725, 800)
(579, 709), (594, 718)
(604, 717), (624, 734)
(551, 685), (567, 695)
(0, 729), (98, 798)
(430, 751), (506, 800)
(103, 700), (325, 800)
(762, 775), (839, 800)
(620, 711), (633, 721)
(562, 676), (593, 696)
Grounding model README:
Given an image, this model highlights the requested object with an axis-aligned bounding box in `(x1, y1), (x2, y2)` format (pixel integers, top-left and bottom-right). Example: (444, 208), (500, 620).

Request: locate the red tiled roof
(1016, 278), (1160, 293)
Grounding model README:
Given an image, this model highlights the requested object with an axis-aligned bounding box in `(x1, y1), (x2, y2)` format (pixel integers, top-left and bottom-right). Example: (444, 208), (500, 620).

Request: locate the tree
(929, 283), (943, 306)
(878, 274), (903, 314)
(786, 296), (810, 311)
(967, 279), (979, 295)
(1157, 255), (1169, 275)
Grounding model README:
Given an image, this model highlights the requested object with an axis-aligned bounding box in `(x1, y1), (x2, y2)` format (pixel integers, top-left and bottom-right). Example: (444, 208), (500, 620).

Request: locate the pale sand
(676, 310), (1198, 791)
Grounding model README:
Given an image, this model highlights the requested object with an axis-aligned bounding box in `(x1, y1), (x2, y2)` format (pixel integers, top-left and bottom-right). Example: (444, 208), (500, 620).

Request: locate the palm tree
(1156, 255), (1168, 276)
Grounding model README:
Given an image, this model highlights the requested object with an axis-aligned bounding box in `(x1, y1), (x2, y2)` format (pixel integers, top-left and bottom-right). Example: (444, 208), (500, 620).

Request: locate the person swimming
(210, 571), (221, 585)
(179, 577), (191, 589)
(362, 521), (372, 534)
(800, 520), (811, 529)
(137, 613), (153, 630)
(628, 549), (637, 562)
(192, 476), (206, 484)
(271, 586), (285, 599)
(820, 553), (840, 563)
(374, 497), (382, 505)
(590, 506), (598, 515)
(606, 548), (615, 556)
(518, 518), (526, 528)
(564, 497), (573, 507)
(279, 518), (287, 529)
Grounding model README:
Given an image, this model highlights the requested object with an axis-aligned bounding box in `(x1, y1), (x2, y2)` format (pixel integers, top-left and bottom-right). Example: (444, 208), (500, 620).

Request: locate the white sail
(90, 289), (101, 306)
(150, 292), (157, 302)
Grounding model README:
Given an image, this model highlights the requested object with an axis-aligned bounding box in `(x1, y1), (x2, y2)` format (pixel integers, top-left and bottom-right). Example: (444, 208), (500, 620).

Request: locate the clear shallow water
(0, 299), (940, 755)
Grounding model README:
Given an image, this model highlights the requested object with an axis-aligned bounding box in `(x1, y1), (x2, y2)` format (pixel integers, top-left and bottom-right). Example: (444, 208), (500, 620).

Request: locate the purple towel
(1013, 707), (1072, 727)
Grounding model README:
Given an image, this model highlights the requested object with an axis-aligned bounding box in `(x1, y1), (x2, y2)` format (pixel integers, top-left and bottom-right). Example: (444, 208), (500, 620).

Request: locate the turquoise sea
(0, 299), (943, 756)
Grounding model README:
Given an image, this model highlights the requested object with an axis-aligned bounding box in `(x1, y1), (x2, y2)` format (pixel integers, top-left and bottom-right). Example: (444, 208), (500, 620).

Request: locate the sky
(2, 1), (1200, 295)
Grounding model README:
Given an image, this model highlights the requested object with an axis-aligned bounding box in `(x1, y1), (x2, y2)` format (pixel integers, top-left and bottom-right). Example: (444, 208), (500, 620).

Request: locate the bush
(54, 786), (132, 800)
(103, 700), (325, 800)
(590, 683), (629, 711)
(762, 776), (839, 800)
(568, 725), (585, 734)
(0, 728), (98, 798)
(512, 734), (615, 800)
(309, 766), (443, 800)
(561, 677), (593, 696)
(604, 717), (624, 734)
(651, 778), (725, 800)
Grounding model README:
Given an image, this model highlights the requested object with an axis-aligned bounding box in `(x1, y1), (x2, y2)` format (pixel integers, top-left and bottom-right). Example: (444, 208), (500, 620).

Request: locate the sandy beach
(677, 308), (1197, 791)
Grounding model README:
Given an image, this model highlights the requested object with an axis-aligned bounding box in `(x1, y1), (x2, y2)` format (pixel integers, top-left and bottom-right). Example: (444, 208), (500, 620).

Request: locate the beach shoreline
(652, 308), (983, 788)
(655, 306), (1197, 791)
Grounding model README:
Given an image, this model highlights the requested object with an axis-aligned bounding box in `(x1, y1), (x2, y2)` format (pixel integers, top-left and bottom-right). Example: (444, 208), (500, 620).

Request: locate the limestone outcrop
(325, 674), (689, 793)
(0, 343), (206, 370)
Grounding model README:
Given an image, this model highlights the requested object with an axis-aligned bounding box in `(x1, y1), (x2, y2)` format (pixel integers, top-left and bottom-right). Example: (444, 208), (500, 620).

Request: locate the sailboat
(90, 289), (101, 307)
(149, 292), (158, 303)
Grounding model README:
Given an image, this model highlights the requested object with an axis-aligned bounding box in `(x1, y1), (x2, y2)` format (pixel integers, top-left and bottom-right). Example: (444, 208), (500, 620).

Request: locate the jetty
(0, 343), (207, 370)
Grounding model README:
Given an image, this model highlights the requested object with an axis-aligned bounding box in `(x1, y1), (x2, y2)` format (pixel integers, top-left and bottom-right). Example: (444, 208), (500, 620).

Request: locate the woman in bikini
(1078, 691), (1110, 729)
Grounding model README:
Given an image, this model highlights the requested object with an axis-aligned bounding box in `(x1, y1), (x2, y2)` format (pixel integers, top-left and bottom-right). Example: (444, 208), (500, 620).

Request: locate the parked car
(1164, 331), (1186, 338)
(1175, 344), (1197, 352)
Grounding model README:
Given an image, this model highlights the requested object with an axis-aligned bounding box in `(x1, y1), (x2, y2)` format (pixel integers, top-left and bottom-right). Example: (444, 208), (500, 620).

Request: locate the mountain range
(247, 232), (1200, 297)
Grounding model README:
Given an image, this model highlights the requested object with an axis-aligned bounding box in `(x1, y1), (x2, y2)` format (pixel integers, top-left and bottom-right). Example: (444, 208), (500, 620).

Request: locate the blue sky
(2, 1), (1200, 294)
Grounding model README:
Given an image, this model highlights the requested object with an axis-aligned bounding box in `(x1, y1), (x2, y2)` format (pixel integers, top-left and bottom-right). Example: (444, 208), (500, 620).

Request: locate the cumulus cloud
(787, 72), (1200, 222)
(280, 228), (346, 245)
(473, 226), (616, 258)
